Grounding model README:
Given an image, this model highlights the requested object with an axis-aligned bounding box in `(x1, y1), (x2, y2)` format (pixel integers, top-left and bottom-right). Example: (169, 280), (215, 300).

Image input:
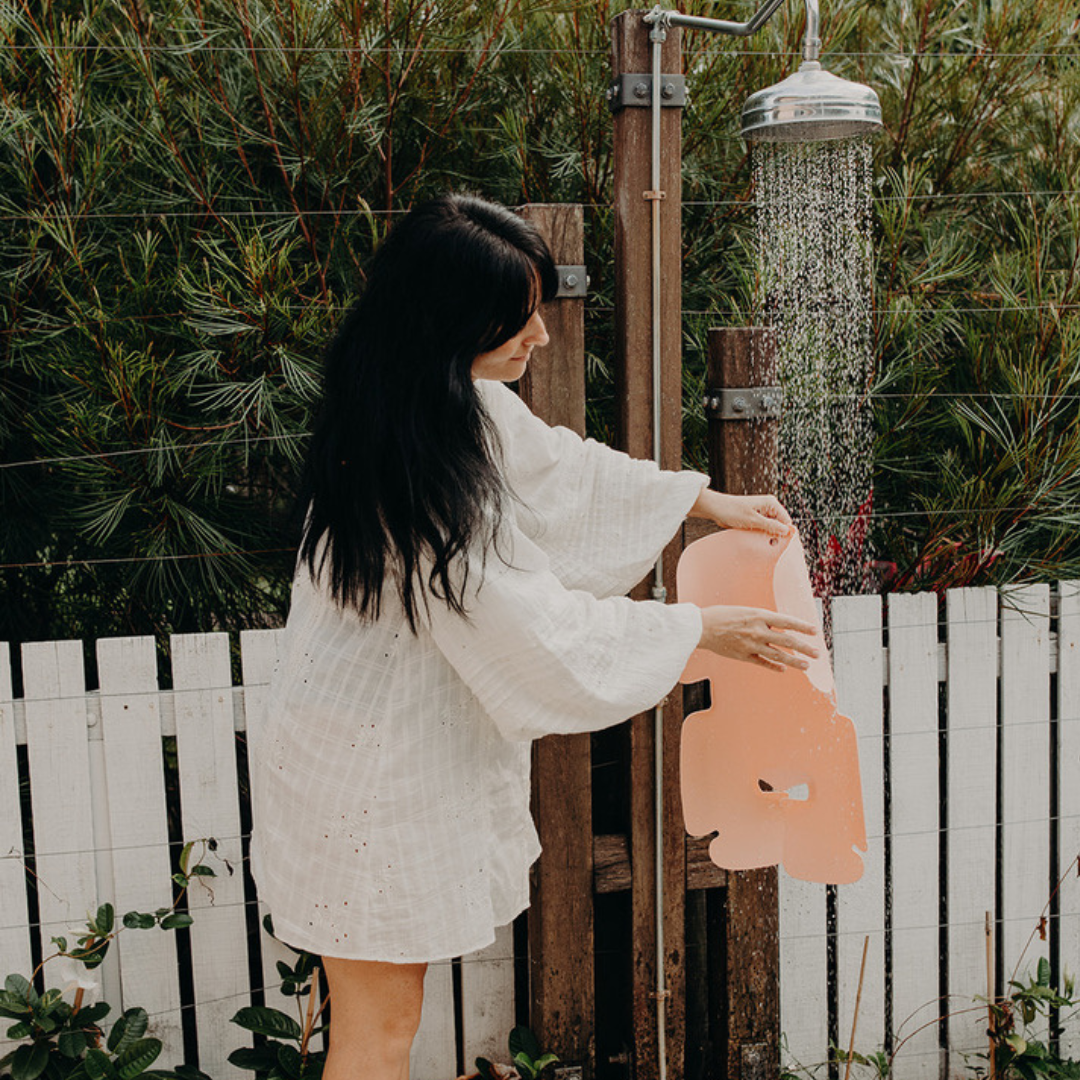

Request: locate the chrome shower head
(741, 61), (882, 143)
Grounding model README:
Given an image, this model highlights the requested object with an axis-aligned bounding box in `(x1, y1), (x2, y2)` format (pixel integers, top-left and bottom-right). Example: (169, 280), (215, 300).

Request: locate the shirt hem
(266, 900), (530, 965)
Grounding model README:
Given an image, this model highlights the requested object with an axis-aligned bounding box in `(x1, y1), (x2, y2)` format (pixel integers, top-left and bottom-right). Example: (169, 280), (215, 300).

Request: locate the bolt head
(633, 81), (649, 98)
(732, 396), (748, 413)
(564, 273), (578, 288)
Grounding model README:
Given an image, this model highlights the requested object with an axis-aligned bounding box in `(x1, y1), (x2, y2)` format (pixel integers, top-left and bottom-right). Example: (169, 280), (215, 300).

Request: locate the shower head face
(741, 62), (882, 143)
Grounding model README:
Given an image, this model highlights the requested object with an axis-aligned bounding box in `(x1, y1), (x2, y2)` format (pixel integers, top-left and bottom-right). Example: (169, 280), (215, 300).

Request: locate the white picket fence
(0, 630), (513, 1080)
(783, 584), (1080, 1078)
(1, 585), (1078, 1079)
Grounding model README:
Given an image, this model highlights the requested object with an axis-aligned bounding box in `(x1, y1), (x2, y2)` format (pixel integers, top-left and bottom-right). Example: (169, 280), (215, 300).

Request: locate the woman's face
(470, 308), (550, 383)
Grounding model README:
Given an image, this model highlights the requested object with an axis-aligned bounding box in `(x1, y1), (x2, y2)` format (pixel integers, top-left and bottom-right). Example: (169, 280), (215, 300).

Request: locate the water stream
(753, 136), (875, 598)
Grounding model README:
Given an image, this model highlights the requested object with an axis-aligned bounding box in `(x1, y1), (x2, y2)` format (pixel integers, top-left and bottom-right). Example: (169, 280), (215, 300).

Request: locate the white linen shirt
(249, 380), (708, 962)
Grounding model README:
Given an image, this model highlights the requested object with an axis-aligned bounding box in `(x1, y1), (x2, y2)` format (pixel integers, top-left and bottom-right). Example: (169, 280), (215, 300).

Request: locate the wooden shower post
(706, 326), (781, 1080)
(518, 204), (595, 1076)
(611, 11), (687, 1080)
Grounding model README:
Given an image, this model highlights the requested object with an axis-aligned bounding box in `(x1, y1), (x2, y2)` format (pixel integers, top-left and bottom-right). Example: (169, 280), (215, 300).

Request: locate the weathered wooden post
(706, 326), (782, 1080)
(517, 203), (595, 1077)
(610, 12), (687, 1080)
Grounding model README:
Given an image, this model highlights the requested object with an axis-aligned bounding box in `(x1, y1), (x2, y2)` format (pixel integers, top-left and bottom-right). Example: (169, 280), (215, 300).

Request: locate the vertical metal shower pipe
(648, 19), (669, 1080)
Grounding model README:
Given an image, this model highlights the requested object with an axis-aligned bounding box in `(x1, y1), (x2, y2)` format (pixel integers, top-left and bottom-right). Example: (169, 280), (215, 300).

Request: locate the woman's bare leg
(322, 956), (427, 1080)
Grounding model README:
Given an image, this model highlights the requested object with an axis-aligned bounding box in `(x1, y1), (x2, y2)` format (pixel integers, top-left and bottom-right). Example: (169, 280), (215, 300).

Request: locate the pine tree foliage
(0, 0), (1078, 638)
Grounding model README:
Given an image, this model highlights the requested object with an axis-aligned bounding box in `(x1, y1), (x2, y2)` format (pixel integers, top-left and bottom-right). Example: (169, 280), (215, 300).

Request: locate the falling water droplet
(753, 137), (874, 600)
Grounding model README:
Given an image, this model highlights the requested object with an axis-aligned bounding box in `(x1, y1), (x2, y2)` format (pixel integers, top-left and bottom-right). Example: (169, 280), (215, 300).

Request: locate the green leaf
(512, 1053), (538, 1080)
(171, 874), (189, 888)
(276, 1044), (302, 1080)
(10, 1041), (49, 1080)
(188, 866), (215, 878)
(79, 1003), (111, 1025)
(114, 1038), (162, 1079)
(159, 914), (193, 931)
(86, 1048), (120, 1080)
(474, 1058), (495, 1080)
(94, 905), (115, 936)
(59, 1029), (90, 1058)
(109, 1009), (149, 1054)
(6, 1020), (32, 1039)
(1005, 1034), (1028, 1054)
(533, 1053), (560, 1072)
(123, 913), (157, 931)
(179, 841), (196, 877)
(1037, 956), (1051, 987)
(5, 975), (37, 1006)
(74, 939), (110, 970)
(51, 938), (69, 953)
(275, 962), (293, 981)
(228, 1045), (281, 1072)
(230, 1007), (302, 1042)
(509, 1026), (542, 1062)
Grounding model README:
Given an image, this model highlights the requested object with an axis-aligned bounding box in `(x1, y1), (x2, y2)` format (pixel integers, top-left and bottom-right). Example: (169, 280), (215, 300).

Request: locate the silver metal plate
(703, 387), (783, 420)
(554, 265), (588, 298)
(606, 73), (687, 112)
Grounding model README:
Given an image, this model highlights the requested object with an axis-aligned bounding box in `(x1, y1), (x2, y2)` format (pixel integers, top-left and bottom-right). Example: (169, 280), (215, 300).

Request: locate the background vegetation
(1, 0), (1078, 640)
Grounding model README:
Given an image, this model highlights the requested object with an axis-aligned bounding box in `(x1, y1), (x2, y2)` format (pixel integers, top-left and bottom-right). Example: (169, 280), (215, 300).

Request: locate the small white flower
(52, 955), (102, 1006)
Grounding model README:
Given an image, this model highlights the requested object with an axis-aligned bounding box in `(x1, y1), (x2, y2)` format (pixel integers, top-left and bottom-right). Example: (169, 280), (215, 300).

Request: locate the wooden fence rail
(3, 584), (1078, 1078)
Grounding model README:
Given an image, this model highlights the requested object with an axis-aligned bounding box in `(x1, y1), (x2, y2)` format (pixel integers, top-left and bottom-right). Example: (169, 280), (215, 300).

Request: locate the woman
(250, 193), (817, 1080)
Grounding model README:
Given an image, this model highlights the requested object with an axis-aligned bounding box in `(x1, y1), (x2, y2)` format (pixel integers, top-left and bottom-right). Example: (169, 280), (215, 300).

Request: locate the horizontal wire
(5, 298), (1078, 341)
(0, 434), (303, 471)
(11, 387), (1080, 471)
(0, 42), (1077, 59)
(4, 902), (1074, 973)
(0, 548), (295, 569)
(4, 808), (1080, 881)
(8, 499), (1080, 571)
(2, 187), (1079, 224)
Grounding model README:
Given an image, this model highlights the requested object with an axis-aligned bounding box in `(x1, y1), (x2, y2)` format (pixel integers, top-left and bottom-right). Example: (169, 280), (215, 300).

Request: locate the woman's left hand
(690, 488), (793, 538)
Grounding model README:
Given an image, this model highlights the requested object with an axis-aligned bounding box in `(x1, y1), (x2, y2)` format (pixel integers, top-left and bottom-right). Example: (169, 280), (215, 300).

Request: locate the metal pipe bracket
(703, 387), (783, 420)
(606, 73), (687, 112)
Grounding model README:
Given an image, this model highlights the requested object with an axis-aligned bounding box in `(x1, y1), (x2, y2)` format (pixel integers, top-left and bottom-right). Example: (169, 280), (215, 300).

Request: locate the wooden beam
(706, 327), (781, 1080)
(518, 204), (595, 1077)
(611, 12), (686, 1080)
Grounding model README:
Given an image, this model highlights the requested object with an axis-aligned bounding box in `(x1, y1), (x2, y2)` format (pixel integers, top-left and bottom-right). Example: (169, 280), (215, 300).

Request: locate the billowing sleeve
(479, 381), (709, 598)
(427, 526), (703, 743)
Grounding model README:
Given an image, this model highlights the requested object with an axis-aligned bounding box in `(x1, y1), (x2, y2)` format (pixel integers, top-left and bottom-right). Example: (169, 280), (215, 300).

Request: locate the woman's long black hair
(299, 194), (559, 630)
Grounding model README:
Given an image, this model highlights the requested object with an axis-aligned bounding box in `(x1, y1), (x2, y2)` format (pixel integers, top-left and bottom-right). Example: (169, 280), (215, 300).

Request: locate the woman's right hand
(698, 605), (820, 673)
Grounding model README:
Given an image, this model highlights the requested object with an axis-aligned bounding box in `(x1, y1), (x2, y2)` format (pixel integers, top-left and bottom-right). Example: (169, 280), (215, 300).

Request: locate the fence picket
(887, 592), (942, 1079)
(410, 959), (457, 1080)
(779, 878), (828, 1072)
(171, 633), (250, 1079)
(21, 642), (98, 951)
(0, 642), (31, 1061)
(946, 587), (998, 1065)
(237, 631), (303, 1022)
(1059, 582), (1080, 1060)
(832, 595), (886, 1060)
(460, 924), (516, 1068)
(1000, 585), (1051, 1013)
(96, 636), (183, 1064)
